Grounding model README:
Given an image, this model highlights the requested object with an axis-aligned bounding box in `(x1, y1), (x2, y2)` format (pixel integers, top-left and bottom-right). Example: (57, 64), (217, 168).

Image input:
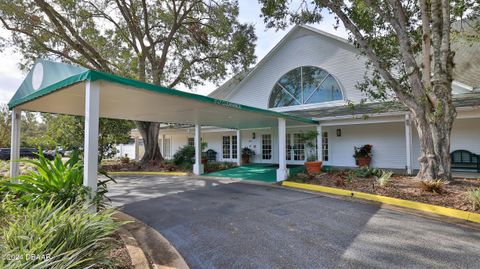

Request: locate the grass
(0, 159), (37, 179)
(465, 188), (480, 210)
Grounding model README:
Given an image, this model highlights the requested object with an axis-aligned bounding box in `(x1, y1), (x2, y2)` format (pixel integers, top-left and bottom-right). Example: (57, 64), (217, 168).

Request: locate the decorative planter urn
(305, 161), (322, 174)
(357, 157), (371, 167)
(242, 154), (250, 164)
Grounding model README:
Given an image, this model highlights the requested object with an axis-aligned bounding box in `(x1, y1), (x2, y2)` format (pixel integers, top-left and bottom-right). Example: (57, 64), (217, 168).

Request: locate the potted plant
(241, 147), (255, 164)
(299, 131), (322, 174)
(201, 142), (209, 164)
(353, 144), (372, 167)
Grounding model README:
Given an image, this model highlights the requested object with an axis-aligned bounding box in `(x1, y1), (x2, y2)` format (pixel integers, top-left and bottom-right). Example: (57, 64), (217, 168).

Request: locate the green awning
(8, 59), (317, 129)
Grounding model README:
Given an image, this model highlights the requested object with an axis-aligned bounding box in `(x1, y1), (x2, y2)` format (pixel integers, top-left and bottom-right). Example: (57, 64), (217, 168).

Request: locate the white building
(138, 25), (480, 173)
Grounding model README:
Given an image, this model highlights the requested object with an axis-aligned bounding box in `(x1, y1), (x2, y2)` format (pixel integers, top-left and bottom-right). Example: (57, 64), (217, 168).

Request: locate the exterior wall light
(336, 129), (341, 137)
(252, 132), (256, 139)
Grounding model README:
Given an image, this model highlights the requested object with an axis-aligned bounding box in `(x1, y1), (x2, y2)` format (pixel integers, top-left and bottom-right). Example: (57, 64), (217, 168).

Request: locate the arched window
(268, 66), (343, 108)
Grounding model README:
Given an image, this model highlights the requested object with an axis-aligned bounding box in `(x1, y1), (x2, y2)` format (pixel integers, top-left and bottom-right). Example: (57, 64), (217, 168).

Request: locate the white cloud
(0, 1), (349, 101)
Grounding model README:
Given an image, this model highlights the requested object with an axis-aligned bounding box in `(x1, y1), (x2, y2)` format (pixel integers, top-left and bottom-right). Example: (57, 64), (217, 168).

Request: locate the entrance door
(286, 133), (305, 163)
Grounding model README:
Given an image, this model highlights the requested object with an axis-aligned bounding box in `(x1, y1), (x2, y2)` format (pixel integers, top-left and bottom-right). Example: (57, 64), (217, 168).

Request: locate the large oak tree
(0, 0), (256, 163)
(260, 0), (478, 180)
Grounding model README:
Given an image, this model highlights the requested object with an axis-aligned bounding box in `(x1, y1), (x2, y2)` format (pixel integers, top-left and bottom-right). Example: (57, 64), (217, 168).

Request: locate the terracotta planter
(241, 155), (250, 164)
(305, 161), (322, 174)
(357, 157), (371, 167)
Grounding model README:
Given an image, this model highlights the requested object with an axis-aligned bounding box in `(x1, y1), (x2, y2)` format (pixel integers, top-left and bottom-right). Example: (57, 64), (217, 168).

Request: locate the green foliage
(173, 145), (195, 165)
(298, 131), (319, 162)
(419, 180), (445, 194)
(43, 114), (134, 161)
(376, 170), (394, 187)
(204, 162), (237, 173)
(0, 104), (11, 148)
(353, 167), (381, 178)
(465, 188), (480, 210)
(0, 199), (120, 269)
(0, 151), (114, 210)
(241, 147), (255, 156)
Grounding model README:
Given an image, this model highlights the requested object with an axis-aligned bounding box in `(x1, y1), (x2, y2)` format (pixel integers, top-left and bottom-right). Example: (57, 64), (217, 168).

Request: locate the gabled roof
(209, 25), (353, 100)
(209, 23), (480, 100)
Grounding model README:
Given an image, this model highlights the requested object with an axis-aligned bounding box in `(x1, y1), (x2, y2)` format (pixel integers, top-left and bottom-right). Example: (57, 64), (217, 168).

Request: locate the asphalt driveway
(108, 175), (480, 269)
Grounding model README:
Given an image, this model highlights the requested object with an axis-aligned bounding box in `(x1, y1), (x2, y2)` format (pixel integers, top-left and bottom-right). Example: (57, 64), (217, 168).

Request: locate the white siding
(412, 118), (480, 169)
(325, 122), (407, 169)
(227, 28), (368, 109)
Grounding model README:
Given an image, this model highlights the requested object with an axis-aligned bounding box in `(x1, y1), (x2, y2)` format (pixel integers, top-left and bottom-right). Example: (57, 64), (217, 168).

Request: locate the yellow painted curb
(282, 181), (480, 223)
(108, 171), (189, 176)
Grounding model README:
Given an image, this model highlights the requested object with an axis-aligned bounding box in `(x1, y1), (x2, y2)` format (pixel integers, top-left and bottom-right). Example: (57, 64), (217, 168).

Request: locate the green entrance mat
(203, 163), (305, 183)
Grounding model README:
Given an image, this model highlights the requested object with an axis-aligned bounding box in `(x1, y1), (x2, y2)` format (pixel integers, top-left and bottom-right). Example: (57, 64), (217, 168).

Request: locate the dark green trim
(9, 65), (317, 125)
(8, 71), (91, 109)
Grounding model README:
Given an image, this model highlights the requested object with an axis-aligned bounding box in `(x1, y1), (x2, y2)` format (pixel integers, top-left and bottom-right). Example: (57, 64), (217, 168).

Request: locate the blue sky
(0, 1), (347, 104)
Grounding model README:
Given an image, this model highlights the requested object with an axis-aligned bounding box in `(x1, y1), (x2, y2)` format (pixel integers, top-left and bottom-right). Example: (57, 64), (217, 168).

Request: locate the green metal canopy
(9, 59), (317, 129)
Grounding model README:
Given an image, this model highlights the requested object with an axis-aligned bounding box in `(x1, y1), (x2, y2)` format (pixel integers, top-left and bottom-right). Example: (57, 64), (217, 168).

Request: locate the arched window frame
(268, 66), (345, 109)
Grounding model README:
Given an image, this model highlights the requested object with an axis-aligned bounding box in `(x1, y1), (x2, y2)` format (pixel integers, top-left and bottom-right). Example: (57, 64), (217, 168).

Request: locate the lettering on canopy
(214, 99), (242, 109)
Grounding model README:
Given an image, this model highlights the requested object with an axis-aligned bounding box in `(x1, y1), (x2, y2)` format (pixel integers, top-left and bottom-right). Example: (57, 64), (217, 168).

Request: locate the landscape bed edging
(109, 171), (188, 176)
(282, 181), (480, 223)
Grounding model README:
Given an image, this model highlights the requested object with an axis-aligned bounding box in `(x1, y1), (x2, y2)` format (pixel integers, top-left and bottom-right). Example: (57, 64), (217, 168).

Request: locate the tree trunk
(135, 121), (164, 164)
(412, 82), (456, 181)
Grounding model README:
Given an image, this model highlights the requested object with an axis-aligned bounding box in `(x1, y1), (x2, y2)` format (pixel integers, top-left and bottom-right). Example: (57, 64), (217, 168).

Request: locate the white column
(83, 80), (100, 194)
(134, 137), (140, 161)
(236, 130), (241, 166)
(316, 125), (323, 162)
(405, 114), (413, 175)
(193, 124), (204, 175)
(276, 118), (289, 181)
(9, 108), (21, 178)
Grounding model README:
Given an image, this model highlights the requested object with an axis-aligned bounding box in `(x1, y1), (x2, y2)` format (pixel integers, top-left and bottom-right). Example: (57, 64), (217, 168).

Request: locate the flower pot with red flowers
(299, 131), (323, 174)
(353, 144), (373, 167)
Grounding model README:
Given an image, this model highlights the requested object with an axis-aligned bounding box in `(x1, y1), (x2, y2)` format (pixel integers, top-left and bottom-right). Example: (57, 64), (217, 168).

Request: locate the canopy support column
(276, 118), (289, 181)
(83, 80), (100, 194)
(236, 130), (241, 166)
(9, 108), (21, 178)
(316, 125), (323, 162)
(405, 114), (413, 175)
(193, 124), (204, 175)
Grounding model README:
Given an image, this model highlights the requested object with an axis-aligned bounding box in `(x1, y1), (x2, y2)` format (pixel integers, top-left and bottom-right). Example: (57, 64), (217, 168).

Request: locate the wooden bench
(451, 150), (480, 172)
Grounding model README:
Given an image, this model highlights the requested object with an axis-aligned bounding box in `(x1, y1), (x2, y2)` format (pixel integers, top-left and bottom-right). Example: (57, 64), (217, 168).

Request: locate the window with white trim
(222, 136), (231, 159)
(322, 131), (329, 161)
(262, 134), (272, 160)
(187, 137), (194, 147)
(232, 135), (237, 159)
(293, 133), (305, 161)
(269, 66), (343, 108)
(222, 135), (237, 159)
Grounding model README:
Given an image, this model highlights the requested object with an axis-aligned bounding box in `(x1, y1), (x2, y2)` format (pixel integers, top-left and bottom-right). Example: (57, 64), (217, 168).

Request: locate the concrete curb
(114, 212), (190, 269)
(117, 226), (151, 269)
(282, 181), (480, 224)
(109, 171), (189, 176)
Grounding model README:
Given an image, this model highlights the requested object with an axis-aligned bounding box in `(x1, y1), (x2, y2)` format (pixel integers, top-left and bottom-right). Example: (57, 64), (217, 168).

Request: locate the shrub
(0, 199), (120, 269)
(465, 188), (480, 210)
(419, 179), (445, 194)
(173, 145), (195, 165)
(0, 151), (114, 210)
(376, 170), (394, 187)
(204, 161), (237, 173)
(353, 167), (381, 178)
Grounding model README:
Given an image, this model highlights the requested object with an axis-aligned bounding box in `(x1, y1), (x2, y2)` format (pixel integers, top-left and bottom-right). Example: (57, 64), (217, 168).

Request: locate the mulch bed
(106, 232), (134, 269)
(101, 160), (179, 172)
(293, 172), (480, 213)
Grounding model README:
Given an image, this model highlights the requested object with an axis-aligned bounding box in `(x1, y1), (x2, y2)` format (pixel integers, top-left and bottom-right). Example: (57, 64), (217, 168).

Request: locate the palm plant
(0, 150), (114, 210)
